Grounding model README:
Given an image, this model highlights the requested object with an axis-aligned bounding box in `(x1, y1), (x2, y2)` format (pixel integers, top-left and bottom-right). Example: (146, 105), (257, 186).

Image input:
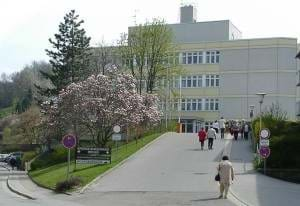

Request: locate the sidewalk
(228, 136), (300, 206)
(7, 170), (55, 199)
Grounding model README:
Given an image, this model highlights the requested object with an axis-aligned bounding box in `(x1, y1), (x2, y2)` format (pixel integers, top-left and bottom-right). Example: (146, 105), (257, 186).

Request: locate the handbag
(215, 173), (220, 181)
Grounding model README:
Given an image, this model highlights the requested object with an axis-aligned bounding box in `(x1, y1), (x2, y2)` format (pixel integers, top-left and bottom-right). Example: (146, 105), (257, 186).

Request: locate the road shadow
(191, 197), (220, 202)
(193, 172), (208, 175)
(186, 148), (210, 152)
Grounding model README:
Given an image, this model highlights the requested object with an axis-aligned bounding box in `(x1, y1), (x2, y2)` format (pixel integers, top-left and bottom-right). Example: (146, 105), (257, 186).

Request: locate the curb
(6, 174), (36, 200)
(221, 135), (253, 206)
(27, 172), (71, 196)
(79, 132), (170, 194)
(229, 189), (252, 206)
(0, 165), (36, 200)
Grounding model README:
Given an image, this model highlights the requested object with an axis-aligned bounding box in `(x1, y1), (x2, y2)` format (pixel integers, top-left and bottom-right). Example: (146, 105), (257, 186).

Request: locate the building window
(173, 99), (179, 111)
(216, 51), (220, 63)
(198, 75), (203, 87)
(205, 75), (210, 87)
(181, 50), (220, 64)
(193, 52), (198, 64)
(198, 99), (202, 111)
(182, 52), (186, 64)
(210, 99), (214, 110)
(186, 99), (191, 111)
(206, 51), (210, 63)
(181, 77), (186, 88)
(198, 51), (203, 64)
(187, 76), (192, 87)
(211, 51), (215, 63)
(216, 75), (220, 87)
(205, 99), (209, 110)
(215, 99), (219, 111)
(181, 99), (186, 111)
(192, 99), (197, 111)
(210, 75), (215, 87)
(187, 53), (193, 64)
(192, 76), (197, 87)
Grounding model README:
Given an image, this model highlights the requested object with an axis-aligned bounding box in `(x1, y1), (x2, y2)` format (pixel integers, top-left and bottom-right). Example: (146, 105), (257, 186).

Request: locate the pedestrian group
(196, 117), (250, 199)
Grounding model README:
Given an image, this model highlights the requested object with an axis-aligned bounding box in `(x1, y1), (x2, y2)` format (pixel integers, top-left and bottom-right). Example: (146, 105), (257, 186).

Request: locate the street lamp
(249, 105), (255, 120)
(256, 92), (266, 132)
(256, 92), (266, 174)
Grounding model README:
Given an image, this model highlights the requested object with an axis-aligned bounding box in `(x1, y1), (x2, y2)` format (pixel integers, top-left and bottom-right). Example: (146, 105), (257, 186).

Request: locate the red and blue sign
(259, 146), (270, 158)
(62, 134), (76, 149)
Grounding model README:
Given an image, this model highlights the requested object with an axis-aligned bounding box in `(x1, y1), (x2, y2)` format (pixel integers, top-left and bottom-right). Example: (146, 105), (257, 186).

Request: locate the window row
(171, 75), (220, 88)
(169, 98), (219, 111)
(182, 51), (220, 64)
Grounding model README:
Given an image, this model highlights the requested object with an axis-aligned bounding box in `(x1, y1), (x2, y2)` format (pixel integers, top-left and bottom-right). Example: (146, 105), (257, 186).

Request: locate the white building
(165, 5), (299, 132)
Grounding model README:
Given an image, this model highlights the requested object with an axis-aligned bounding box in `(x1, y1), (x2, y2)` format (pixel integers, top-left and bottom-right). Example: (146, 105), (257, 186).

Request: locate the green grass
(0, 106), (14, 118)
(29, 132), (163, 190)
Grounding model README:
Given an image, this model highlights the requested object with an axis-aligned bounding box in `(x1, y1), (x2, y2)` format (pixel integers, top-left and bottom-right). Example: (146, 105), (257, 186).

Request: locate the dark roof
(296, 51), (300, 59)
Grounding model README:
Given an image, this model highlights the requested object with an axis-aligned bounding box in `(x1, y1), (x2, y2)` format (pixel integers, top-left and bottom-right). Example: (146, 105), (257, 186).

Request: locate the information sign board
(76, 147), (111, 164)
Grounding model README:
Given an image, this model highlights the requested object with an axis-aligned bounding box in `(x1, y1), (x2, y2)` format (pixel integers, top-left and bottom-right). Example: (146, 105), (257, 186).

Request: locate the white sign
(113, 125), (121, 133)
(260, 139), (270, 147)
(112, 133), (122, 141)
(260, 128), (270, 139)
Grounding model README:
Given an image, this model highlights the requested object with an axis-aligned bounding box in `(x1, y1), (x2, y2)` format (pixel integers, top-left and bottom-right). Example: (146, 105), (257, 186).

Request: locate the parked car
(4, 152), (23, 163)
(0, 154), (9, 162)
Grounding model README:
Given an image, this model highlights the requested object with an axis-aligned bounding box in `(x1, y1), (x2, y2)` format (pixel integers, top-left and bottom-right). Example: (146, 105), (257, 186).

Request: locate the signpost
(113, 125), (121, 160)
(62, 134), (76, 180)
(259, 128), (271, 174)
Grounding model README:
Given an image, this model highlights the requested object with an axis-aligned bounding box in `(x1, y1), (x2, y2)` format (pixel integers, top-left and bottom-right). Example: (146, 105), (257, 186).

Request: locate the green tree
(118, 19), (181, 94)
(37, 10), (91, 97)
(15, 88), (33, 114)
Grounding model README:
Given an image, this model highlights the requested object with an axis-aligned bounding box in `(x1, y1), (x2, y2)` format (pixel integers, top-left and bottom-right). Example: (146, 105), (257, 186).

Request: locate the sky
(0, 0), (300, 75)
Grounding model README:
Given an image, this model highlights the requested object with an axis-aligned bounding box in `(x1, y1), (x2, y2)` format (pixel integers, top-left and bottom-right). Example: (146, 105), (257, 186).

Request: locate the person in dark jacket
(9, 156), (17, 170)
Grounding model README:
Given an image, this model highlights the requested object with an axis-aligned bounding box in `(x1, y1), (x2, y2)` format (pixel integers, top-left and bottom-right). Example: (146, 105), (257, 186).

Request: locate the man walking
(207, 126), (217, 150)
(213, 120), (219, 137)
(217, 155), (234, 199)
(219, 117), (226, 139)
(243, 123), (249, 140)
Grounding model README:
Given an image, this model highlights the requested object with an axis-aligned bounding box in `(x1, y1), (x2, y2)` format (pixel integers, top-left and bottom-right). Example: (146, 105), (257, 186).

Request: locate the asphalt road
(71, 132), (236, 206)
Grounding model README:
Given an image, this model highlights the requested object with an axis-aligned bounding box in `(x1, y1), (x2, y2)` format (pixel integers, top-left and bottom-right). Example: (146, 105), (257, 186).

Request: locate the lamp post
(256, 93), (266, 132)
(249, 105), (255, 120)
(256, 92), (266, 174)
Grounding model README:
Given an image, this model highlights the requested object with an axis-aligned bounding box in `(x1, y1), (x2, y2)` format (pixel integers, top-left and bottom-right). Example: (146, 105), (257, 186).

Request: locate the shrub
(55, 176), (82, 192)
(30, 146), (74, 171)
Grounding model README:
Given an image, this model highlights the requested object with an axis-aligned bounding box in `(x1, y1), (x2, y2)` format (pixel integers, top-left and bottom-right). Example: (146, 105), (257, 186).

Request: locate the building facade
(166, 5), (299, 133)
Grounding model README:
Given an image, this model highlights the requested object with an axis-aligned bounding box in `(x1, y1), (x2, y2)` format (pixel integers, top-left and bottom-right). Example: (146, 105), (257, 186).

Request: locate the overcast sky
(1, 0), (299, 74)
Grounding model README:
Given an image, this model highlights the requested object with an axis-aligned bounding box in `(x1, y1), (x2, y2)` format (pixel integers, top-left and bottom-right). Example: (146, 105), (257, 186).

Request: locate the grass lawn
(29, 132), (163, 190)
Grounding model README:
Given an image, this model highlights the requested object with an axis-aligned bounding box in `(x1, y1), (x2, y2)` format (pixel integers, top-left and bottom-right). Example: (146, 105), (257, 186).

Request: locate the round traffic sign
(113, 125), (121, 133)
(260, 128), (270, 139)
(259, 146), (270, 158)
(62, 134), (76, 149)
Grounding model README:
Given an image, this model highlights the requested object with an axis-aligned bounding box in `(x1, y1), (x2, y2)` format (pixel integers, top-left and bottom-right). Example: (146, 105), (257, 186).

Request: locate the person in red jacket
(198, 127), (207, 150)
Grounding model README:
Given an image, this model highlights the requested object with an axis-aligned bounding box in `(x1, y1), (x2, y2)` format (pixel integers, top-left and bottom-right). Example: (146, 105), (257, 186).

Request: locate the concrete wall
(220, 97), (296, 120)
(219, 39), (298, 120)
(169, 20), (231, 43)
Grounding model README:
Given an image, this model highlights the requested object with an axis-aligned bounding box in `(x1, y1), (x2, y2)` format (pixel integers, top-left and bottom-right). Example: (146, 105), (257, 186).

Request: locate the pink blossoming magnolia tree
(45, 67), (160, 147)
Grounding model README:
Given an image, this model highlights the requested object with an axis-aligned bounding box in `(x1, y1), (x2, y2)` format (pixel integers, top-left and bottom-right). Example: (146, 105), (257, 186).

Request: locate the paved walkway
(227, 135), (300, 206)
(75, 132), (236, 206)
